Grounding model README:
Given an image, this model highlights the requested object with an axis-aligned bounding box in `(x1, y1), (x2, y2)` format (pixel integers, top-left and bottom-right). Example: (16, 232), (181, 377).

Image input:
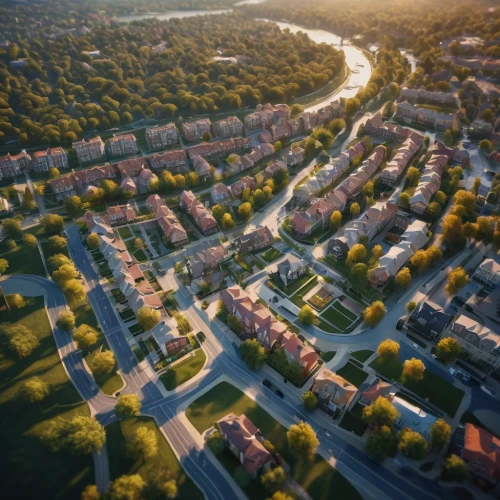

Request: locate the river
(116, 9), (372, 112)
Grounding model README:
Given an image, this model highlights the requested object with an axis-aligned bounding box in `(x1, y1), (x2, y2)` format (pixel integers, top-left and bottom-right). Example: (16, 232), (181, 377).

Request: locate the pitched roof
(464, 424), (500, 480)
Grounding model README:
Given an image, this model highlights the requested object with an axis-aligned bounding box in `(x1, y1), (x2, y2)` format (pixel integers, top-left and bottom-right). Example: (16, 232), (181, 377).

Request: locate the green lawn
(84, 343), (123, 395)
(260, 247), (283, 263)
(320, 351), (336, 362)
(369, 357), (464, 417)
(160, 349), (206, 391)
(0, 297), (93, 499)
(106, 417), (202, 498)
(1, 244), (46, 276)
(186, 382), (361, 500)
(350, 350), (373, 363)
(336, 362), (369, 388)
(72, 299), (100, 329)
(40, 239), (69, 260)
(272, 273), (315, 296)
(331, 301), (357, 321)
(120, 308), (135, 321)
(294, 276), (319, 299)
(316, 319), (341, 334)
(134, 248), (148, 262)
(117, 226), (133, 239)
(339, 407), (368, 437)
(319, 303), (356, 332)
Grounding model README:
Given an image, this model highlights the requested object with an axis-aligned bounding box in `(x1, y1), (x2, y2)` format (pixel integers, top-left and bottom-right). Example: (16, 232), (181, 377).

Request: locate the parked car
(275, 389), (284, 399)
(396, 319), (405, 330)
(449, 367), (471, 382)
(262, 379), (272, 389)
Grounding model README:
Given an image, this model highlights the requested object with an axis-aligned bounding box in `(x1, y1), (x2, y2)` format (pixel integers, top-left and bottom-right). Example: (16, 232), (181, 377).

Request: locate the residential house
(145, 194), (188, 247)
(473, 258), (500, 288)
(210, 183), (232, 204)
(244, 103), (290, 131)
(83, 212), (113, 236)
(469, 119), (493, 139)
(181, 119), (211, 142)
(216, 413), (274, 476)
(107, 134), (138, 157)
(107, 204), (135, 226)
(73, 137), (106, 165)
(311, 369), (357, 415)
(359, 378), (395, 406)
(138, 169), (158, 192)
(72, 163), (116, 192)
(192, 155), (212, 181)
(213, 116), (244, 138)
(0, 150), (31, 180)
(395, 101), (461, 132)
(148, 149), (188, 174)
(186, 137), (251, 161)
(230, 176), (256, 198)
(149, 320), (189, 356)
(0, 195), (11, 213)
(380, 136), (422, 187)
(407, 302), (452, 340)
(277, 258), (308, 287)
(99, 233), (132, 265)
(289, 199), (335, 237)
(48, 175), (77, 198)
(280, 331), (320, 377)
(447, 314), (500, 370)
(188, 245), (228, 278)
(31, 147), (68, 172)
(117, 158), (146, 178)
(399, 87), (457, 106)
(180, 190), (218, 235)
(286, 147), (305, 167)
(145, 123), (179, 149)
(233, 226), (274, 255)
(120, 176), (137, 196)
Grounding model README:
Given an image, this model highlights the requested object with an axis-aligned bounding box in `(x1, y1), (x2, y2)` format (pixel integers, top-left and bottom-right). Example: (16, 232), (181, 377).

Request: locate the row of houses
(399, 87), (457, 106)
(224, 143), (274, 176)
(187, 244), (229, 279)
(364, 112), (425, 144)
(179, 190), (218, 235)
(395, 101), (461, 132)
(290, 145), (386, 237)
(221, 285), (320, 376)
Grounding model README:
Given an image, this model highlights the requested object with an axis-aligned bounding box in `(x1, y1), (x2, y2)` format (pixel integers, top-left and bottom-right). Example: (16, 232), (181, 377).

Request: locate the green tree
(23, 186), (36, 209)
(346, 243), (366, 266)
(435, 337), (461, 363)
(240, 338), (268, 370)
(227, 314), (244, 335)
(410, 249), (430, 274)
(366, 425), (398, 462)
(233, 465), (250, 488)
(445, 267), (469, 295)
(6, 293), (26, 309)
(287, 421), (319, 458)
(407, 167), (421, 186)
(1, 324), (40, 358)
(58, 310), (76, 330)
(330, 210), (342, 230)
(377, 339), (400, 362)
(443, 454), (467, 482)
(274, 141), (282, 153)
(211, 204), (225, 222)
(272, 167), (289, 192)
(87, 233), (99, 250)
(238, 202), (252, 220)
(22, 377), (50, 403)
(350, 262), (368, 288)
(64, 195), (84, 216)
(443, 129), (453, 147)
(221, 213), (235, 230)
(47, 253), (71, 272)
(442, 214), (463, 242)
(290, 103), (304, 118)
(115, 394), (141, 418)
(93, 351), (115, 375)
(363, 301), (386, 327)
(49, 167), (60, 178)
(261, 466), (286, 492)
(0, 257), (9, 274)
(128, 426), (158, 460)
(110, 475), (145, 500)
(81, 484), (100, 500)
(479, 139), (492, 151)
(398, 192), (410, 209)
(402, 358), (425, 382)
(52, 263), (78, 286)
(298, 304), (315, 326)
(302, 391), (318, 410)
(371, 244), (383, 260)
(63, 279), (86, 306)
(406, 301), (417, 314)
(462, 222), (478, 239)
(73, 324), (98, 350)
(2, 217), (22, 238)
(398, 428), (428, 459)
(350, 203), (360, 217)
(362, 396), (399, 428)
(395, 267), (412, 288)
(434, 191), (447, 206)
(136, 306), (161, 331)
(41, 214), (64, 234)
(6, 239), (17, 250)
(48, 235), (67, 252)
(206, 430), (226, 455)
(454, 190), (476, 215)
(430, 419), (452, 450)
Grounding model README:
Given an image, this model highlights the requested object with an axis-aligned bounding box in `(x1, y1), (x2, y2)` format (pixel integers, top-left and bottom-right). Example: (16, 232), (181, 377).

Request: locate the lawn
(72, 299), (100, 329)
(117, 226), (133, 239)
(272, 273), (315, 296)
(339, 405), (368, 437)
(369, 357), (464, 417)
(350, 350), (373, 363)
(40, 239), (69, 260)
(106, 417), (202, 498)
(84, 343), (123, 395)
(160, 349), (206, 391)
(260, 247), (283, 263)
(0, 244), (45, 276)
(120, 309), (135, 321)
(129, 323), (144, 335)
(294, 276), (319, 299)
(186, 382), (361, 500)
(320, 351), (336, 362)
(134, 248), (148, 262)
(316, 319), (341, 334)
(336, 362), (369, 388)
(0, 297), (93, 500)
(319, 303), (356, 332)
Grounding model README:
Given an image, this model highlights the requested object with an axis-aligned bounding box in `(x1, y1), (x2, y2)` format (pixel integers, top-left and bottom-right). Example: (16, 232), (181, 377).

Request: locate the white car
(449, 367), (471, 382)
(480, 385), (496, 397)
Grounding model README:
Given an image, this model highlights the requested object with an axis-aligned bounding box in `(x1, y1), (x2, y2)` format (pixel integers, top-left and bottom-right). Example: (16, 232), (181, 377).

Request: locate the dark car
(262, 379), (272, 389)
(396, 319), (405, 330)
(275, 389), (284, 399)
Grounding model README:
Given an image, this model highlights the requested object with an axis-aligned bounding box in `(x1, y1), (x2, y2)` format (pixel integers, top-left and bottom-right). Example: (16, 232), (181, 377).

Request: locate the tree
(115, 394), (141, 418)
(377, 339), (400, 363)
(233, 465), (250, 488)
(53, 263), (78, 285)
(434, 191), (447, 206)
(350, 203), (360, 217)
(462, 222), (478, 239)
(443, 454), (467, 482)
(366, 425), (398, 462)
(435, 337), (461, 363)
(442, 214), (463, 242)
(482, 108), (495, 122)
(49, 235), (67, 252)
(479, 139), (492, 151)
(364, 301), (386, 327)
(93, 351), (115, 375)
(110, 475), (145, 500)
(211, 204), (225, 222)
(430, 419), (451, 450)
(426, 246), (442, 264)
(221, 213), (235, 230)
(406, 301), (417, 314)
(23, 233), (37, 249)
(2, 324), (40, 358)
(62, 279), (86, 306)
(287, 421), (319, 458)
(64, 195), (84, 217)
(202, 131), (211, 142)
(49, 167), (60, 178)
(261, 466), (286, 492)
(302, 391), (318, 410)
(445, 267), (469, 295)
(409, 249), (430, 274)
(136, 306), (161, 331)
(407, 167), (421, 186)
(395, 267), (411, 288)
(402, 358), (425, 382)
(471, 177), (481, 196)
(274, 141), (282, 153)
(134, 238), (144, 250)
(290, 103), (304, 118)
(443, 129), (453, 147)
(81, 484), (100, 500)
(128, 426), (158, 460)
(371, 244), (383, 260)
(6, 239), (17, 250)
(350, 262), (368, 288)
(6, 293), (26, 309)
(87, 233), (99, 250)
(47, 253), (71, 272)
(298, 304), (315, 326)
(58, 311), (76, 330)
(73, 324), (98, 350)
(398, 192), (410, 209)
(345, 243), (366, 266)
(240, 338), (268, 370)
(362, 396), (400, 428)
(2, 217), (22, 238)
(227, 314), (244, 335)
(0, 258), (9, 274)
(330, 210), (342, 230)
(41, 214), (64, 235)
(271, 492), (295, 500)
(238, 202), (252, 220)
(206, 430), (226, 455)
(363, 181), (374, 198)
(398, 428), (428, 459)
(454, 190), (476, 215)
(23, 186), (36, 209)
(22, 377), (50, 403)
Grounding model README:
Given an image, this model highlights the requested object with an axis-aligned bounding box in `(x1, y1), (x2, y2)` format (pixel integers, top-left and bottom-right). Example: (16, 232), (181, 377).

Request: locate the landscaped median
(186, 381), (361, 500)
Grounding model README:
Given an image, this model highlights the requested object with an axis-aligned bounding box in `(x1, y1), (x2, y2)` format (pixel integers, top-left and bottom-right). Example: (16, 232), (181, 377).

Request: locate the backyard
(271, 272), (315, 296)
(339, 403), (368, 436)
(0, 297), (93, 499)
(336, 362), (369, 388)
(350, 350), (374, 363)
(186, 382), (361, 500)
(160, 349), (206, 390)
(369, 357), (464, 417)
(106, 416), (202, 498)
(260, 247), (283, 263)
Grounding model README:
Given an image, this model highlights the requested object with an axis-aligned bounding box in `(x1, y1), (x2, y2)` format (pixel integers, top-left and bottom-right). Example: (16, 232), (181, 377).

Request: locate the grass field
(350, 350), (373, 363)
(260, 247), (283, 263)
(160, 349), (206, 391)
(316, 319), (341, 334)
(336, 362), (369, 388)
(0, 244), (45, 276)
(320, 301), (357, 331)
(117, 226), (133, 239)
(186, 382), (361, 500)
(106, 417), (202, 498)
(369, 357), (464, 417)
(272, 273), (315, 296)
(40, 239), (69, 260)
(0, 297), (93, 499)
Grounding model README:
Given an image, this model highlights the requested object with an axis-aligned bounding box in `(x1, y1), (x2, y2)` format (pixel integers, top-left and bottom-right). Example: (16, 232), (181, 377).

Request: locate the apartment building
(181, 119), (211, 142)
(107, 134), (138, 157)
(72, 137), (105, 164)
(213, 116), (244, 138)
(31, 147), (69, 172)
(0, 150), (31, 180)
(145, 123), (179, 149)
